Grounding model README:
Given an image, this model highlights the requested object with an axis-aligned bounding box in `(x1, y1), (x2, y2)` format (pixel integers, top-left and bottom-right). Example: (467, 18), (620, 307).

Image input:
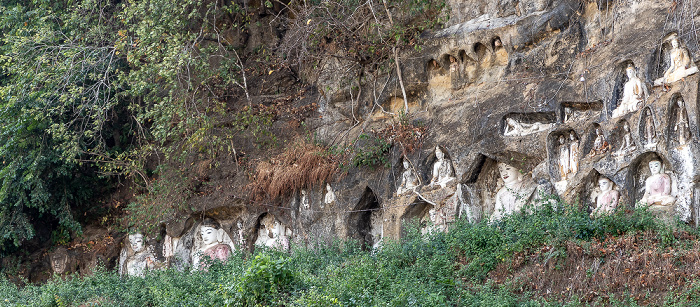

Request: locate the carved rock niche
(347, 187), (382, 250)
(609, 60), (647, 118)
(399, 198), (433, 236)
(491, 36), (508, 66)
(254, 213), (292, 250)
(611, 119), (637, 156)
(560, 101), (603, 123)
(666, 93), (692, 147)
(639, 107), (659, 148)
(628, 153), (678, 213)
(501, 112), (557, 137)
(422, 146), (457, 189)
(581, 123), (609, 157)
(458, 49), (478, 84)
(457, 154), (500, 223)
(650, 32), (699, 86)
(547, 129), (580, 182)
(572, 169), (621, 215)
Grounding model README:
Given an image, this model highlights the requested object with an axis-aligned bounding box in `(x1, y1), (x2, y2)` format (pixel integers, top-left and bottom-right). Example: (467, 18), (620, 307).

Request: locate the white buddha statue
(654, 36), (699, 86)
(397, 158), (420, 195)
(589, 128), (610, 157)
(618, 122), (636, 153)
(491, 162), (536, 222)
(613, 64), (648, 118)
(430, 147), (456, 188)
(568, 132), (579, 174)
(119, 233), (158, 277)
(591, 176), (619, 216)
(254, 214), (291, 250)
(675, 98), (690, 144)
(503, 118), (554, 136)
(558, 135), (570, 180)
(640, 159), (675, 207)
(324, 183), (336, 204)
(192, 219), (232, 270)
(643, 109), (657, 147)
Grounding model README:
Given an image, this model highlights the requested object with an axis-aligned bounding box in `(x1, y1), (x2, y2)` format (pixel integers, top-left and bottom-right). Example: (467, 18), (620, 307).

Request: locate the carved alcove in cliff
(639, 107), (659, 148)
(458, 49), (478, 84)
(399, 198), (432, 236)
(608, 60), (638, 116)
(421, 145), (456, 185)
(441, 53), (463, 91)
(647, 32), (683, 82)
(457, 154), (500, 222)
(560, 101), (603, 123)
(610, 119), (637, 155)
(547, 129), (580, 182)
(253, 213), (292, 250)
(348, 187), (382, 250)
(501, 112), (557, 136)
(581, 122), (604, 157)
(491, 36), (508, 66)
(626, 152), (678, 208)
(666, 93), (692, 147)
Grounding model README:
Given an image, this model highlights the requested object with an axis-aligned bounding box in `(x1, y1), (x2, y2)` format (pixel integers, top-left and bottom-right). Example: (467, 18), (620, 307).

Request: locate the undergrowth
(2, 197), (699, 306)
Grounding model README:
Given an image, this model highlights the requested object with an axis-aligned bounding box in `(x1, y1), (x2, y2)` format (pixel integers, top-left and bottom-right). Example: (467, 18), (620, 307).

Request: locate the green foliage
(222, 254), (295, 306)
(350, 133), (392, 168)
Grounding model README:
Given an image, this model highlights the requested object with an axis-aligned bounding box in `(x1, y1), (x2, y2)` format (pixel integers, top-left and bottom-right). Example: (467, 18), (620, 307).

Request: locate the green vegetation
(2, 198), (699, 306)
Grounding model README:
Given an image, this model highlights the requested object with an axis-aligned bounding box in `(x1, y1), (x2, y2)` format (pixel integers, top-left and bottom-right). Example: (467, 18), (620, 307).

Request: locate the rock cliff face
(31, 0), (700, 277)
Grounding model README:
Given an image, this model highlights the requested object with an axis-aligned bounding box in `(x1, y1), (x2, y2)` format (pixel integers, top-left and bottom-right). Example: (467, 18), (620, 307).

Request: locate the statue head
(50, 247), (69, 274)
(402, 159), (410, 169)
(200, 218), (222, 247)
(497, 162), (522, 186)
(671, 37), (679, 49)
(435, 146), (444, 161)
(559, 135), (566, 145)
(129, 233), (145, 253)
(623, 122), (630, 131)
(677, 98), (685, 108)
(598, 177), (613, 192)
(595, 127), (602, 136)
(626, 64), (637, 79)
(648, 159), (663, 175)
(569, 131), (576, 141)
(494, 38), (502, 47)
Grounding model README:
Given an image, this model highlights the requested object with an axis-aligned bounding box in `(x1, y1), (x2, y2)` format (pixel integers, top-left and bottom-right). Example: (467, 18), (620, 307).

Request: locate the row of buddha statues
(115, 215), (293, 277)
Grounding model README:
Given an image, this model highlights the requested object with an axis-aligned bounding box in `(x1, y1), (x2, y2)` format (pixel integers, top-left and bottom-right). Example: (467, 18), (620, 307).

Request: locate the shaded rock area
(9, 0), (700, 282)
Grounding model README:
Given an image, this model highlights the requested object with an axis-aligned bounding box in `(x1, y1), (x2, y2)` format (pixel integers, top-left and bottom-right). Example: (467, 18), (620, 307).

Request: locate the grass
(2, 196), (699, 306)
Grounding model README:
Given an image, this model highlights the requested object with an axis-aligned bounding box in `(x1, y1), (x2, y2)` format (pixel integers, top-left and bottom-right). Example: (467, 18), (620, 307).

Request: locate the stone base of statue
(647, 204), (675, 224)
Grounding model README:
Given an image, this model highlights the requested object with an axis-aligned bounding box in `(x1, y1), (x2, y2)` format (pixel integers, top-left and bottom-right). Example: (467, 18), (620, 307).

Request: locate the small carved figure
(589, 128), (610, 157)
(300, 190), (310, 209)
(449, 55), (458, 73)
(674, 98), (691, 145)
(563, 107), (573, 122)
(591, 176), (619, 216)
(613, 64), (648, 118)
(397, 158), (420, 195)
(558, 135), (570, 180)
(569, 132), (580, 175)
(643, 109), (657, 147)
(504, 118), (554, 136)
(324, 183), (336, 205)
(430, 147), (456, 188)
(192, 219), (232, 270)
(617, 122), (636, 154)
(654, 36), (699, 86)
(50, 247), (71, 275)
(641, 159), (675, 207)
(119, 233), (158, 277)
(491, 162), (536, 222)
(254, 214), (292, 250)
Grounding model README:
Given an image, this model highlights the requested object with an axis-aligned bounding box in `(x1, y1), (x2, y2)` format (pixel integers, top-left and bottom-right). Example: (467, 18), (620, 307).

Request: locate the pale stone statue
(643, 109), (657, 147)
(119, 233), (158, 277)
(300, 190), (310, 209)
(563, 107), (574, 122)
(50, 247), (71, 275)
(558, 135), (570, 180)
(641, 159), (675, 207)
(591, 176), (619, 216)
(491, 162), (536, 222)
(192, 219), (232, 270)
(569, 132), (579, 175)
(254, 214), (292, 250)
(236, 220), (246, 247)
(589, 128), (610, 157)
(397, 158), (420, 195)
(449, 55), (458, 73)
(674, 98), (690, 145)
(654, 36), (699, 86)
(162, 234), (176, 261)
(324, 183), (336, 204)
(421, 207), (444, 235)
(612, 64), (648, 118)
(617, 122), (636, 154)
(430, 147), (456, 188)
(504, 118), (555, 136)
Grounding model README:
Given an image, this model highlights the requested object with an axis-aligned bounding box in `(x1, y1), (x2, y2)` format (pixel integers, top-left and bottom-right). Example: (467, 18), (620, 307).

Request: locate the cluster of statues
(558, 132), (580, 180)
(396, 146), (456, 195)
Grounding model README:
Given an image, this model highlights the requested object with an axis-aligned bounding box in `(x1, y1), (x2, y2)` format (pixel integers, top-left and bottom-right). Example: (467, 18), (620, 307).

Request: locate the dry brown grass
(248, 139), (340, 202)
(489, 231), (700, 305)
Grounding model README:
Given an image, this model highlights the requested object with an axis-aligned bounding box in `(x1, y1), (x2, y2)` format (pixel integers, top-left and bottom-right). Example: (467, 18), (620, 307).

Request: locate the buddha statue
(589, 128), (610, 157)
(254, 214), (292, 250)
(643, 109), (657, 147)
(50, 247), (72, 275)
(613, 64), (648, 118)
(558, 135), (570, 180)
(568, 132), (579, 174)
(618, 122), (636, 154)
(491, 162), (536, 222)
(300, 190), (310, 209)
(591, 176), (619, 216)
(503, 118), (554, 136)
(397, 158), (420, 195)
(674, 98), (690, 145)
(430, 147), (456, 188)
(324, 183), (336, 205)
(192, 219), (232, 270)
(640, 159), (675, 207)
(119, 233), (158, 277)
(654, 36), (699, 86)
